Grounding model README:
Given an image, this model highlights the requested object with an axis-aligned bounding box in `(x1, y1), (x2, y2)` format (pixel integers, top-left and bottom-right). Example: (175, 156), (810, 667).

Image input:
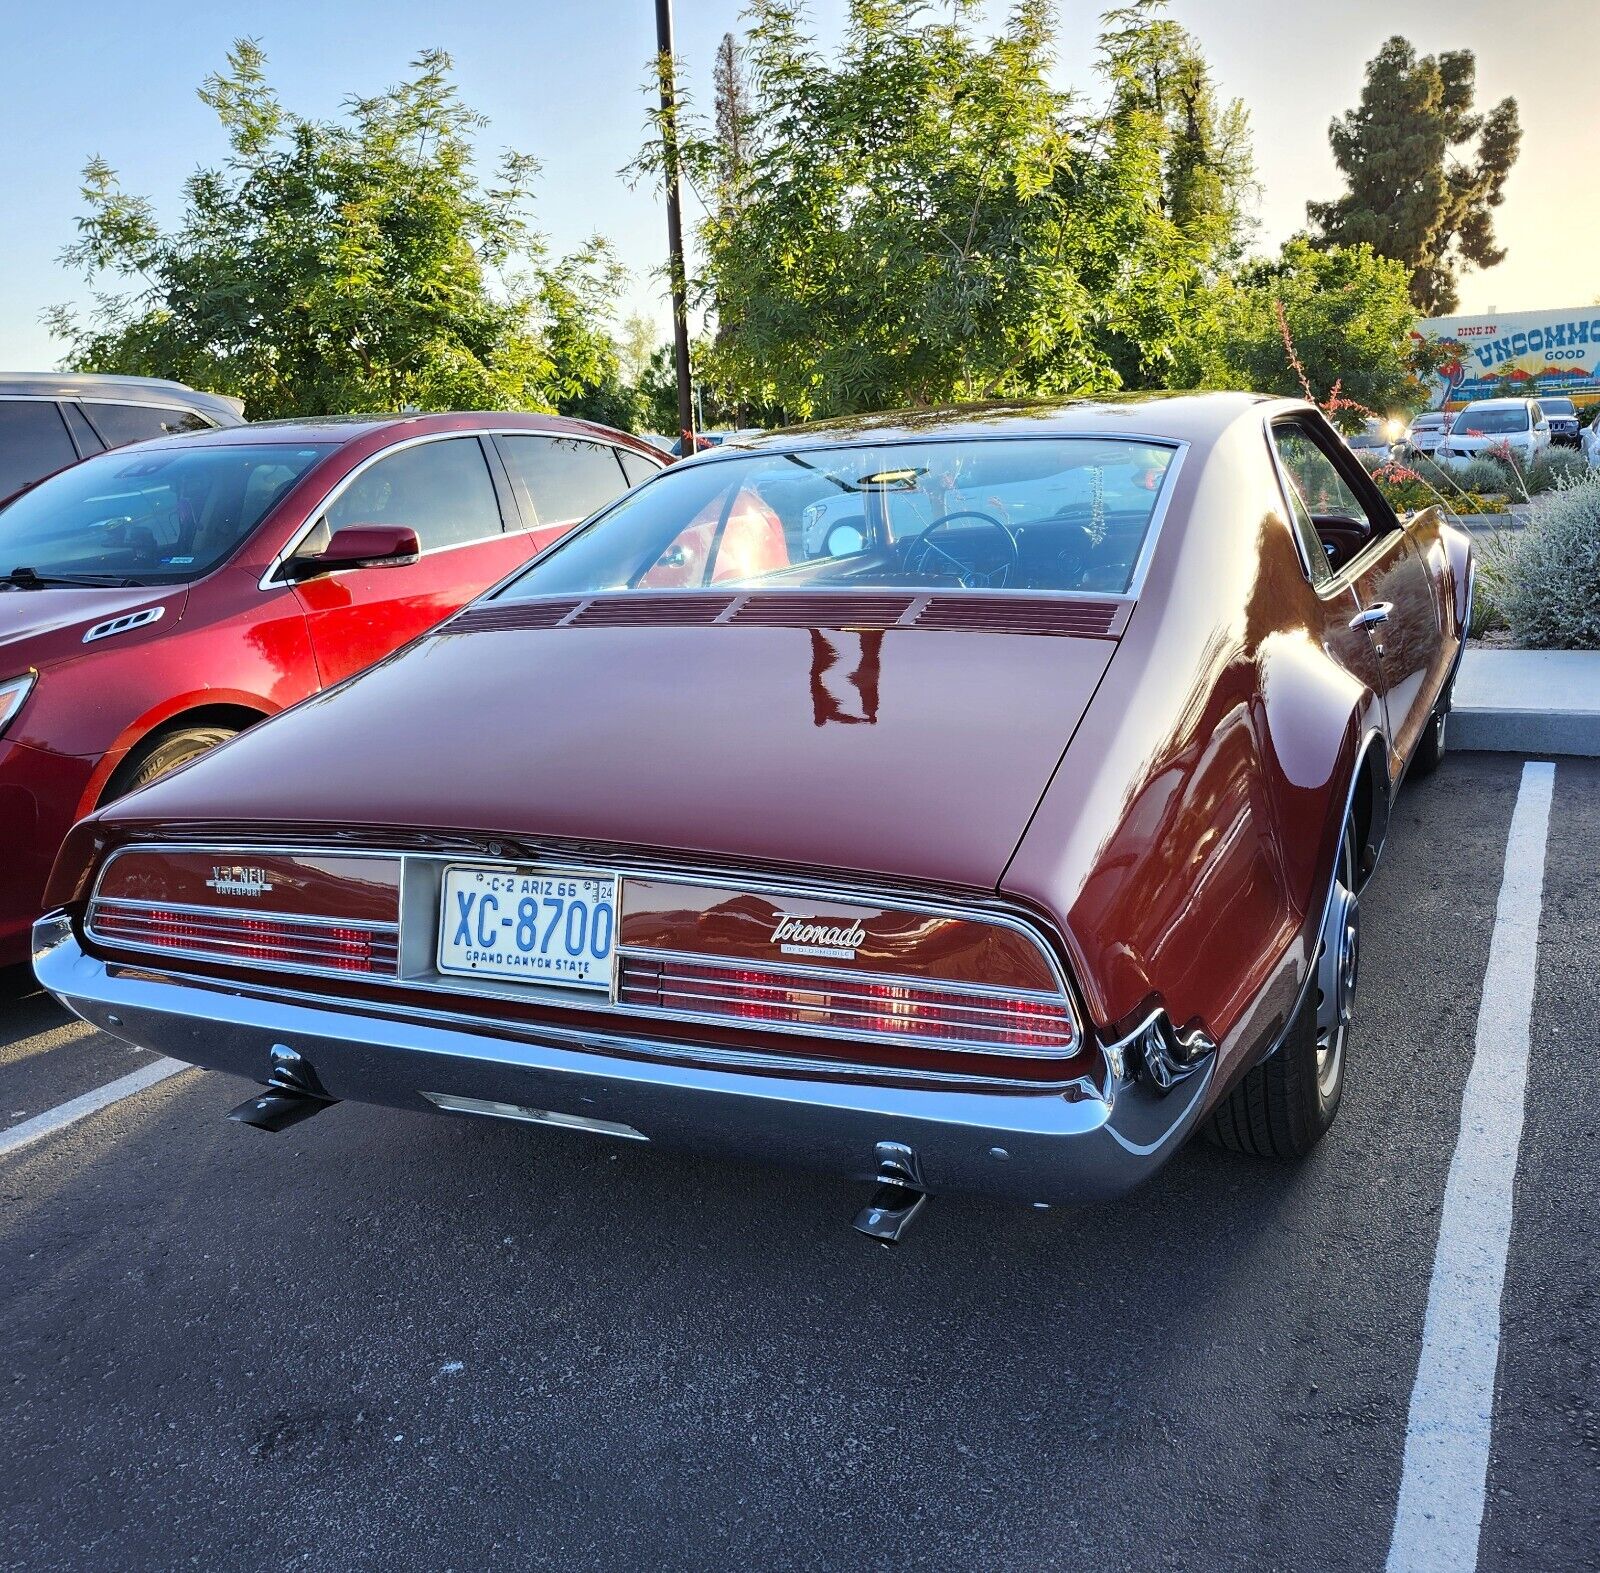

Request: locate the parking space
(1, 754), (1596, 1571)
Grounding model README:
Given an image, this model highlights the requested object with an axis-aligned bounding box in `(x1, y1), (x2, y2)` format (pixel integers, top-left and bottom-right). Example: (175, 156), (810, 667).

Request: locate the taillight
(89, 905), (399, 975)
(618, 955), (1075, 1058)
(83, 847), (402, 979)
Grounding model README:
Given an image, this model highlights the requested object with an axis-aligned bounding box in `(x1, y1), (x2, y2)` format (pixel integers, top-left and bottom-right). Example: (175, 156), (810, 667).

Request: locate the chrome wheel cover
(1314, 844), (1359, 1102)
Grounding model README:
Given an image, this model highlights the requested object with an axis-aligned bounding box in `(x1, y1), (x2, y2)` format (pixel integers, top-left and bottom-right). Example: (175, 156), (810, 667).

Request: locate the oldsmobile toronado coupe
(35, 394), (1471, 1241)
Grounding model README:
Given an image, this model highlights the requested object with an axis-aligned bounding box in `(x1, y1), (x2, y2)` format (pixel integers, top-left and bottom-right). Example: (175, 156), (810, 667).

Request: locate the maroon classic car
(35, 394), (1471, 1241)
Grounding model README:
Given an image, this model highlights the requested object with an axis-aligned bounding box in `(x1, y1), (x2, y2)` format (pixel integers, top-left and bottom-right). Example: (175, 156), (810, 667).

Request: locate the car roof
(1459, 397), (1532, 409)
(0, 371), (244, 420)
(680, 391), (1273, 463)
(119, 409), (662, 453)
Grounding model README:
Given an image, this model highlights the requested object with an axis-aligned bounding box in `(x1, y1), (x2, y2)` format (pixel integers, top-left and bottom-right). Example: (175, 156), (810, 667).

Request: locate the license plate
(437, 864), (618, 990)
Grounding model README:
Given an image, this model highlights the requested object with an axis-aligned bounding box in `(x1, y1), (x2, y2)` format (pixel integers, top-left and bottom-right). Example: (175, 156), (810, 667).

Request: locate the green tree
(1308, 37), (1520, 314)
(48, 41), (625, 420)
(616, 312), (660, 386)
(1099, 1), (1255, 271)
(1178, 237), (1420, 423)
(637, 1), (1244, 421)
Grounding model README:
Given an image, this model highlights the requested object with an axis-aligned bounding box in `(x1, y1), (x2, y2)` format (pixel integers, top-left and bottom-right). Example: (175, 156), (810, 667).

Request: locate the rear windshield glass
(0, 443), (332, 586)
(1457, 406), (1530, 434)
(498, 437), (1177, 599)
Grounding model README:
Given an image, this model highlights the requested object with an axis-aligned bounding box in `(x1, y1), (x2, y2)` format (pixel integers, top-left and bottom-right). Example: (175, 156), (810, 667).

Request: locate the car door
(491, 433), (644, 553)
(285, 434), (530, 688)
(1270, 419), (1443, 776)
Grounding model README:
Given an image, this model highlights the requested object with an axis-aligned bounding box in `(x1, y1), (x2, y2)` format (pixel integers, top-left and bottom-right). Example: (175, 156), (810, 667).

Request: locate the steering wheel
(902, 509), (1020, 589)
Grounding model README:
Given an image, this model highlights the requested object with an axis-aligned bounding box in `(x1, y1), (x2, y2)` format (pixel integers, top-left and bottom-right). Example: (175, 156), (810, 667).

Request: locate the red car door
(286, 435), (531, 687)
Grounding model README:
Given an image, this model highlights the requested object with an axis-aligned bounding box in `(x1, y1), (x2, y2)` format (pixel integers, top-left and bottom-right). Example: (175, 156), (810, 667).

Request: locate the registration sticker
(437, 864), (618, 990)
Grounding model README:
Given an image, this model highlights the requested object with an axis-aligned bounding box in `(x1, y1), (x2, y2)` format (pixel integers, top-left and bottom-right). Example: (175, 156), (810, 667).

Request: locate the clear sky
(1, 0), (1594, 368)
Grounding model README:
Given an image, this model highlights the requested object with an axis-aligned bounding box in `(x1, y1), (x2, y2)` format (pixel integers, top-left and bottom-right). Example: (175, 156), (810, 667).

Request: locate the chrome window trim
(258, 429), (654, 591)
(84, 841), (1087, 1064)
(497, 433), (1190, 605)
(1264, 414), (1411, 599)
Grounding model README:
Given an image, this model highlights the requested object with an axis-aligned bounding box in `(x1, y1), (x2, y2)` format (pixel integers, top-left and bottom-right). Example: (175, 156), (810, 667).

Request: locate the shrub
(1367, 453), (1503, 515)
(1477, 475), (1600, 648)
(1524, 446), (1590, 494)
(1448, 455), (1516, 495)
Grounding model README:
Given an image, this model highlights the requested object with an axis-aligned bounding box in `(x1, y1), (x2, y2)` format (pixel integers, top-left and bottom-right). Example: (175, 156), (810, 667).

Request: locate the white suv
(1438, 397), (1550, 468)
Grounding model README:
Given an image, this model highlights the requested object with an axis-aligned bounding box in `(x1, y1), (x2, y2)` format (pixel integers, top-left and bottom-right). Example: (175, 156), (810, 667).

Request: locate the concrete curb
(1453, 649), (1600, 757)
(1452, 707), (1600, 757)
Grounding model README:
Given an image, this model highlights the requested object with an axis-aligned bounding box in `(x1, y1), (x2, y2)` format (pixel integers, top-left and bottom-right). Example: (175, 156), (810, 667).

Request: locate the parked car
(1344, 418), (1393, 465)
(1535, 395), (1582, 447)
(35, 393), (1470, 1240)
(1400, 410), (1451, 459)
(1585, 411), (1600, 470)
(1437, 396), (1551, 468)
(0, 372), (244, 507)
(0, 410), (663, 965)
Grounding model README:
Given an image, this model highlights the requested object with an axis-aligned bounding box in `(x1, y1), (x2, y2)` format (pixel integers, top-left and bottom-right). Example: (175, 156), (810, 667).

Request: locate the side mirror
(290, 523), (421, 579)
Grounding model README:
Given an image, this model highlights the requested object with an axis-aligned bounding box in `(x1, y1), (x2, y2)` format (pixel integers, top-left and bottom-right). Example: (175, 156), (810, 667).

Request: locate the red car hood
(103, 622), (1118, 890)
(0, 585), (186, 668)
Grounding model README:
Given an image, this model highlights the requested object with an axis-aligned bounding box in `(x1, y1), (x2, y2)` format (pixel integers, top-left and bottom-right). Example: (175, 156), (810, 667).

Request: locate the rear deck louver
(445, 592), (1130, 639)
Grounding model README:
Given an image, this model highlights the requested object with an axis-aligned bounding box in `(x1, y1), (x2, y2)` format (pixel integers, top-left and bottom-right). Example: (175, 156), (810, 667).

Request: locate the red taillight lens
(89, 905), (398, 975)
(620, 957), (1075, 1057)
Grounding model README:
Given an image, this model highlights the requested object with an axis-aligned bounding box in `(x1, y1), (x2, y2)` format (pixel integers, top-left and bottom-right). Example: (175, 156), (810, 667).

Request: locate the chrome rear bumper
(34, 915), (1213, 1205)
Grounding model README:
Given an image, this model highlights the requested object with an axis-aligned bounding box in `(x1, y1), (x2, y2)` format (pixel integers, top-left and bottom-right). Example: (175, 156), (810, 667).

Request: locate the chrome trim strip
(89, 894), (399, 933)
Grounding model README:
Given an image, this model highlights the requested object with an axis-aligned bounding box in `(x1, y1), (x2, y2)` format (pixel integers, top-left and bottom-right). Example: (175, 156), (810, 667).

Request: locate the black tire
(1207, 827), (1357, 1158)
(1410, 681), (1452, 778)
(109, 724), (237, 801)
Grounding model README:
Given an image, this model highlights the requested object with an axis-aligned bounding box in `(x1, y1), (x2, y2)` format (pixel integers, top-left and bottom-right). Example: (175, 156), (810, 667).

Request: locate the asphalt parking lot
(2, 752), (1596, 1572)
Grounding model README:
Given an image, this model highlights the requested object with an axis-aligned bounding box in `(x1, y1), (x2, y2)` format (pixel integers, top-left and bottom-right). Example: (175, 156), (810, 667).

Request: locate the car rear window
(497, 437), (1178, 600)
(83, 402), (214, 446)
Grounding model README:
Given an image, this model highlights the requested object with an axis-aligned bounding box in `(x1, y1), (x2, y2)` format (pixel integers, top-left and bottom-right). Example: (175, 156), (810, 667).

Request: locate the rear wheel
(109, 724), (238, 800)
(1207, 826), (1357, 1158)
(1410, 692), (1449, 777)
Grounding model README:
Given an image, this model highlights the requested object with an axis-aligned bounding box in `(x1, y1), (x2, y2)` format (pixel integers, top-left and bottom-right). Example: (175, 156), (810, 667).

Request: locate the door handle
(1349, 602), (1392, 630)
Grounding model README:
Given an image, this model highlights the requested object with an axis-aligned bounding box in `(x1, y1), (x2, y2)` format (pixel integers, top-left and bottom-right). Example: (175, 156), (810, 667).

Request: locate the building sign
(1413, 306), (1600, 410)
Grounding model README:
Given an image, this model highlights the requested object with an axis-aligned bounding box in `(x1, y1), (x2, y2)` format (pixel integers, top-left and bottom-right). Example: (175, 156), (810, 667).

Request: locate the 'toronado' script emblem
(206, 864), (275, 898)
(770, 915), (867, 959)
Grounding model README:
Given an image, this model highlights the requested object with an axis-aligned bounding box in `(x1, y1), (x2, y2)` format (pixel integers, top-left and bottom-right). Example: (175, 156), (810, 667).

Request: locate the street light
(654, 0), (695, 451)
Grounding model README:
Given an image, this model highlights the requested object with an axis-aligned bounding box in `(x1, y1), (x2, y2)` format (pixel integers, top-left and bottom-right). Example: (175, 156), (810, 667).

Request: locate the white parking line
(1386, 760), (1556, 1573)
(0, 1057), (190, 1159)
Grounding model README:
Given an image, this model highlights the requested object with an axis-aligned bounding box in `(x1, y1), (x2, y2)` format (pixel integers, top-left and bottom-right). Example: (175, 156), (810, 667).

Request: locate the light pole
(654, 0), (695, 450)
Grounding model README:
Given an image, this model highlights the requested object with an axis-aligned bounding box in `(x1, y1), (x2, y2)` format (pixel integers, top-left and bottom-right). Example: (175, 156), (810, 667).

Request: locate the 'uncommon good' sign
(1414, 306), (1600, 409)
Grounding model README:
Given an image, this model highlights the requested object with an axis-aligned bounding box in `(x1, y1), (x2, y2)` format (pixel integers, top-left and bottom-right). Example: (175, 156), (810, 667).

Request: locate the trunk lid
(103, 616), (1121, 891)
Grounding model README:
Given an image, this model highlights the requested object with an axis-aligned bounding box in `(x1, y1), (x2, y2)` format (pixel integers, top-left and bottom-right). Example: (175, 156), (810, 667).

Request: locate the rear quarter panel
(1003, 410), (1382, 1094)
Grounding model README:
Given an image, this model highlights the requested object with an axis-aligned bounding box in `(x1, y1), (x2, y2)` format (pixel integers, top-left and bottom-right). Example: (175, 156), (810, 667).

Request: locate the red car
(36, 395), (1469, 1241)
(0, 411), (663, 964)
